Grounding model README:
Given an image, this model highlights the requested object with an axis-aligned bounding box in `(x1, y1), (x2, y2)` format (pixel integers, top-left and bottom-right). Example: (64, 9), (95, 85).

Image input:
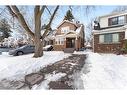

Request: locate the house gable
(56, 20), (77, 35)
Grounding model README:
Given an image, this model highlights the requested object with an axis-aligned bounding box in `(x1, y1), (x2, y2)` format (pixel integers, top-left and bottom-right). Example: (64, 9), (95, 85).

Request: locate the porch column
(64, 38), (66, 48)
(75, 36), (78, 51)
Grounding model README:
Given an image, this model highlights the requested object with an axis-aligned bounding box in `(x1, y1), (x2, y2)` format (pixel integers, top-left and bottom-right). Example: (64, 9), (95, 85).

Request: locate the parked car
(43, 45), (53, 51)
(9, 45), (54, 56)
(9, 45), (35, 56)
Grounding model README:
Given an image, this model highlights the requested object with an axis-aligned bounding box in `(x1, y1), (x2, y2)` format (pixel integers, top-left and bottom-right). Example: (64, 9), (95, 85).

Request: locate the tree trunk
(33, 37), (43, 57)
(33, 6), (43, 58)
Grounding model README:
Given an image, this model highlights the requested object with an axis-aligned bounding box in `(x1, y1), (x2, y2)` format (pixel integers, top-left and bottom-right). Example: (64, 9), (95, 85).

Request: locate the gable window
(61, 27), (69, 33)
(108, 15), (125, 26)
(99, 33), (119, 43)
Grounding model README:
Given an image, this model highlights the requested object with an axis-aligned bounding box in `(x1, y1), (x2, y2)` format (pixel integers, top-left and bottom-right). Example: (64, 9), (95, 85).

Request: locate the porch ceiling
(65, 33), (77, 38)
(65, 31), (79, 38)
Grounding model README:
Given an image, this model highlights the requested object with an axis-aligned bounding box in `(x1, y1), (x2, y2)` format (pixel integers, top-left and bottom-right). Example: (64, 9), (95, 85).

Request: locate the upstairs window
(108, 15), (125, 26)
(61, 27), (69, 33)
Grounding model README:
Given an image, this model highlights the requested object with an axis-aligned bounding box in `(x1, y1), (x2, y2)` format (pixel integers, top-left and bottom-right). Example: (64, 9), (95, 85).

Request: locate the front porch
(54, 32), (83, 51)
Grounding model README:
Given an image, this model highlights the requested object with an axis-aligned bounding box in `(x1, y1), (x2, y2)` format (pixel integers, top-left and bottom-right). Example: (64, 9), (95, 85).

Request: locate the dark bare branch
(40, 6), (46, 16)
(6, 6), (17, 18)
(45, 6), (52, 15)
(42, 5), (59, 39)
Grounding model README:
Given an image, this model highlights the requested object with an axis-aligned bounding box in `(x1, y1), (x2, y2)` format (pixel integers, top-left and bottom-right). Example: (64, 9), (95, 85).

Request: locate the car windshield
(18, 45), (28, 49)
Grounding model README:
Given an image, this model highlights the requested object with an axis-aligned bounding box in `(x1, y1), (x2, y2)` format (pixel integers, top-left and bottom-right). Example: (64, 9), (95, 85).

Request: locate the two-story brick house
(45, 20), (85, 51)
(93, 11), (127, 53)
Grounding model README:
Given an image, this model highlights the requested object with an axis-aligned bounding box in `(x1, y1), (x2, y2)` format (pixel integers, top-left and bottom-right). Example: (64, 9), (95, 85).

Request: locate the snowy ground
(1, 50), (127, 89)
(32, 72), (67, 89)
(74, 51), (127, 89)
(0, 51), (70, 80)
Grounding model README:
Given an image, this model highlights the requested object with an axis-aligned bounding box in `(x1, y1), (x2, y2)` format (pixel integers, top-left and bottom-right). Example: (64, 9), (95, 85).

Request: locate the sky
(50, 6), (118, 38)
(0, 5), (120, 39)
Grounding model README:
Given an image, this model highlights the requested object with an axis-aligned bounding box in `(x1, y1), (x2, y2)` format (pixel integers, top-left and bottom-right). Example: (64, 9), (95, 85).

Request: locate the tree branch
(34, 6), (41, 37)
(6, 6), (17, 18)
(45, 6), (51, 15)
(40, 6), (46, 16)
(41, 5), (59, 39)
(8, 6), (34, 38)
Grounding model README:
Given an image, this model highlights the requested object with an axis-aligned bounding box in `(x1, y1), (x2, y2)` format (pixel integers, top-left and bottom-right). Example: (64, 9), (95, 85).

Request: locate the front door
(66, 38), (75, 48)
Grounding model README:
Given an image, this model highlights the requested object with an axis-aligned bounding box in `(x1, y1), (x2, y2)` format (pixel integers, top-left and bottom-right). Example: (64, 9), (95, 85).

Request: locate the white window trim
(61, 26), (69, 33)
(55, 37), (65, 45)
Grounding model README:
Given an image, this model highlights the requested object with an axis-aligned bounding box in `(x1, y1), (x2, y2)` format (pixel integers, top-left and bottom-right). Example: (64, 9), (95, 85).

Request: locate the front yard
(0, 51), (70, 80)
(0, 51), (127, 89)
(78, 52), (127, 89)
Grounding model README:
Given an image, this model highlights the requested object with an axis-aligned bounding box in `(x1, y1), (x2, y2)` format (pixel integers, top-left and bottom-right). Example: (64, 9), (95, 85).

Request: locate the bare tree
(6, 5), (59, 58)
(112, 6), (127, 13)
(86, 17), (97, 45)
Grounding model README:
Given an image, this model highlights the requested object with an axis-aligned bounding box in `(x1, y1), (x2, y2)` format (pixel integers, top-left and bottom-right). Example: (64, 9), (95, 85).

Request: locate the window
(118, 16), (124, 24)
(55, 38), (64, 45)
(61, 27), (69, 33)
(104, 34), (112, 43)
(99, 35), (104, 43)
(108, 16), (125, 26)
(99, 33), (119, 43)
(110, 17), (118, 25)
(112, 34), (119, 42)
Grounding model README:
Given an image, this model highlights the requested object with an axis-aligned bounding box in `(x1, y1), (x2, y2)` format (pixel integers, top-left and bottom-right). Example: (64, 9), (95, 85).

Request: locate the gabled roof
(57, 20), (78, 29)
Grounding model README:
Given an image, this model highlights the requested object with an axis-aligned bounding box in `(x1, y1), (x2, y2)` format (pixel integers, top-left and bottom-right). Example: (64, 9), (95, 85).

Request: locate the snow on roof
(75, 24), (83, 34)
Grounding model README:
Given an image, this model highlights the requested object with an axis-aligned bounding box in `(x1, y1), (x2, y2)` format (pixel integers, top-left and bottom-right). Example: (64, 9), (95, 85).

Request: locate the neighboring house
(45, 20), (85, 51)
(85, 42), (92, 50)
(93, 11), (127, 53)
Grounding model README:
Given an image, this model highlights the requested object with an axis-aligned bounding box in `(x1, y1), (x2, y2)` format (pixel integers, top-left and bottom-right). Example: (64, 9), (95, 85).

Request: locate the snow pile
(0, 51), (70, 80)
(32, 72), (66, 89)
(81, 52), (127, 89)
(43, 45), (52, 49)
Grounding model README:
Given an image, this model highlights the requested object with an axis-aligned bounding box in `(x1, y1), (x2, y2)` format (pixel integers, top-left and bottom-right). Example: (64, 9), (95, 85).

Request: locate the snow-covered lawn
(0, 51), (70, 80)
(77, 51), (127, 89)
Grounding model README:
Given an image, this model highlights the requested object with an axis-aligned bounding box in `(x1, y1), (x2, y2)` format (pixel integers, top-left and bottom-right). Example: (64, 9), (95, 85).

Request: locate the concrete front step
(63, 48), (75, 53)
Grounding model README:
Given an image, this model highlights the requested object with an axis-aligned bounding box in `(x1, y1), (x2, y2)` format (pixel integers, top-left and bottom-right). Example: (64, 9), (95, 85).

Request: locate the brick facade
(53, 45), (65, 51)
(53, 21), (85, 51)
(94, 32), (125, 53)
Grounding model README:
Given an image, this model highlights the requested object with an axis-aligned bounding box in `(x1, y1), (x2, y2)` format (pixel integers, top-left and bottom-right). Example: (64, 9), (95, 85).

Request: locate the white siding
(99, 12), (127, 28)
(99, 17), (109, 28)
